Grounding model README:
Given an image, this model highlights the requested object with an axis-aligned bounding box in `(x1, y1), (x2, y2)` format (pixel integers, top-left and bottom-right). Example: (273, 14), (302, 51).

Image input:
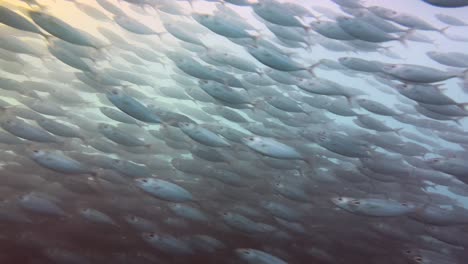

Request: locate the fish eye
(401, 202), (408, 206)
(352, 200), (361, 205)
(405, 250), (412, 254)
(112, 90), (118, 95)
(337, 197), (343, 201)
(414, 256), (423, 262)
(142, 179), (148, 183)
(33, 150), (39, 153)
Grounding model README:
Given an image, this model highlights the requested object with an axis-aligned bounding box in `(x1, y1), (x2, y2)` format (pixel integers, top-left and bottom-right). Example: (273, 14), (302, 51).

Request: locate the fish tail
(96, 44), (113, 57)
(439, 26), (450, 36)
(304, 156), (316, 166)
(187, 0), (194, 9)
(345, 95), (355, 106)
(302, 23), (312, 33)
(41, 33), (53, 42)
(136, 121), (147, 128)
(393, 128), (403, 136)
(250, 31), (262, 45)
(89, 170), (98, 178)
(157, 31), (168, 40)
(460, 69), (468, 88)
(304, 38), (313, 52)
(454, 117), (464, 126)
(456, 102), (468, 110)
(398, 29), (414, 48)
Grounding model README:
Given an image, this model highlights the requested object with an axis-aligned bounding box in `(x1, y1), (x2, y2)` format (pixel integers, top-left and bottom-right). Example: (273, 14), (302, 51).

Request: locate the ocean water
(0, 0), (468, 263)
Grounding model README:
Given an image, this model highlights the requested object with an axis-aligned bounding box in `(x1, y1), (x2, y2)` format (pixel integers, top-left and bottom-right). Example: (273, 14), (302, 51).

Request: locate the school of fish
(0, 0), (468, 263)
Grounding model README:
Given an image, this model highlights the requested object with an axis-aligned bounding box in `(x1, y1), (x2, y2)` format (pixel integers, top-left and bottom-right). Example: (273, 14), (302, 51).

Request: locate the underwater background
(0, 0), (468, 263)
